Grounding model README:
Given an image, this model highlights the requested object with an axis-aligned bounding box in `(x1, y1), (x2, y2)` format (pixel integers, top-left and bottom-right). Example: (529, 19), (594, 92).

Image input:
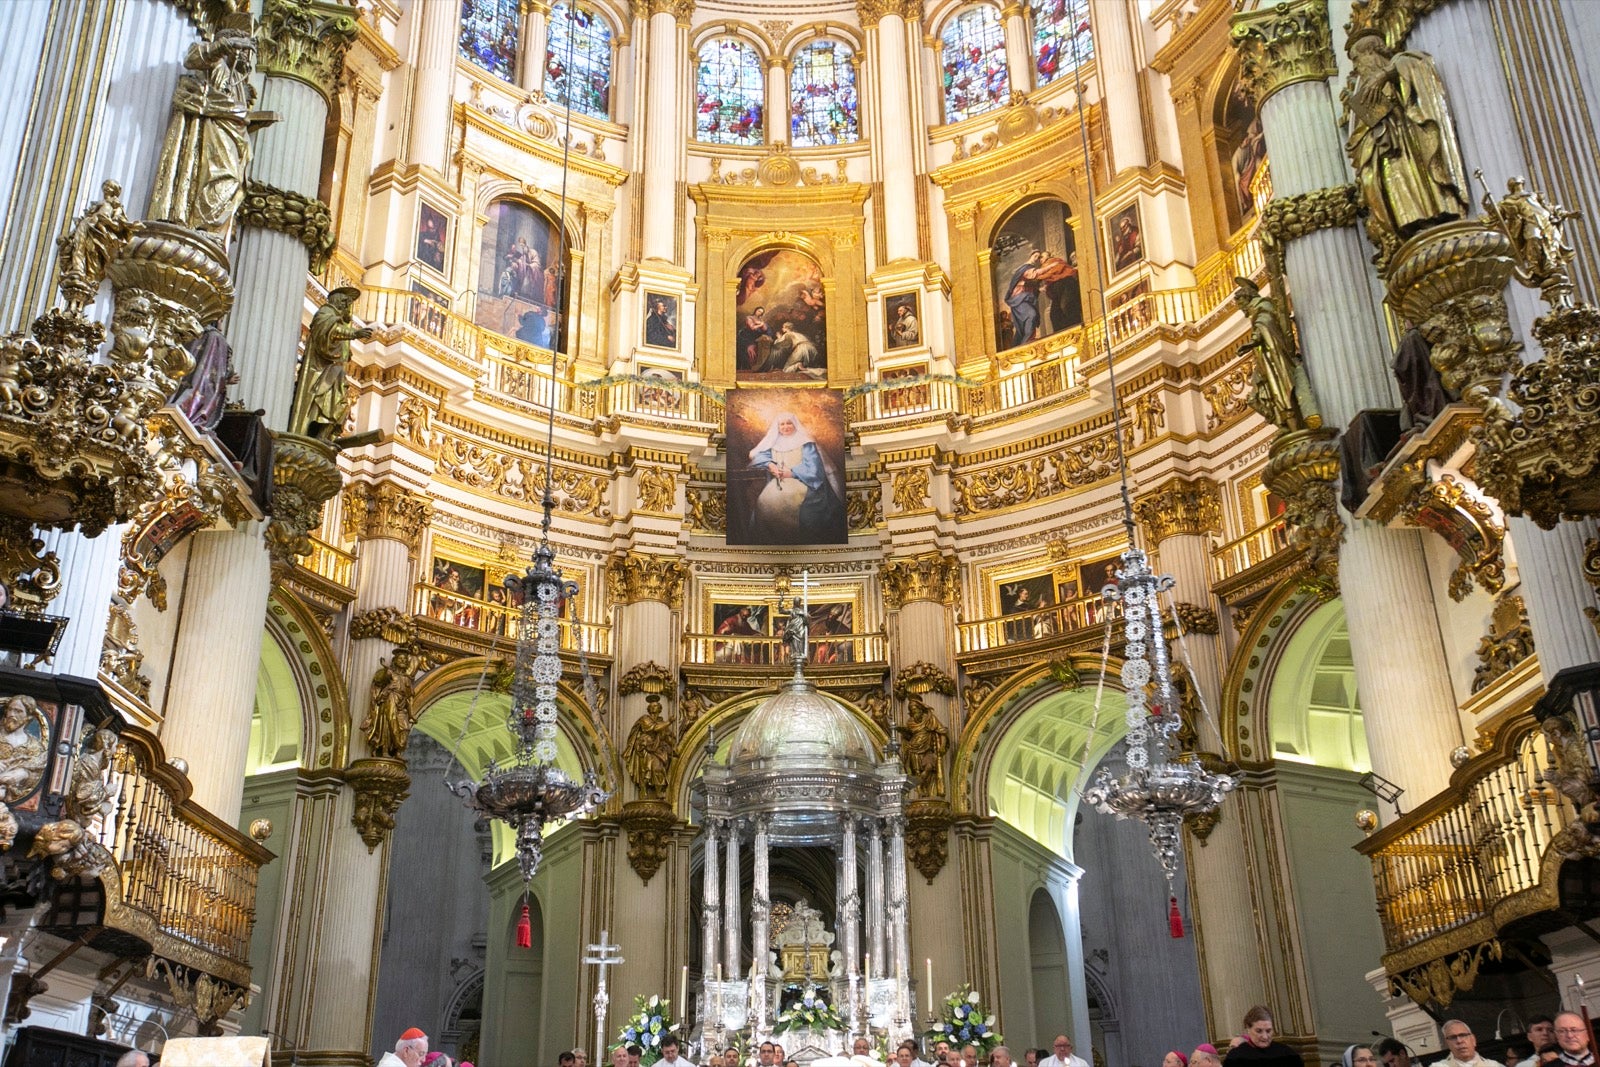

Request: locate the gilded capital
(342, 481), (434, 552)
(1133, 477), (1223, 546)
(605, 551), (688, 608)
(645, 0), (694, 25)
(256, 0), (362, 104)
(857, 0), (919, 29)
(1230, 0), (1336, 105)
(880, 552), (959, 610)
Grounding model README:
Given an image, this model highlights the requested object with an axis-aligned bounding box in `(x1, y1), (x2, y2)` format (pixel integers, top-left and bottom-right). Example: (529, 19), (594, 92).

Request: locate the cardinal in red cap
(377, 1030), (429, 1067)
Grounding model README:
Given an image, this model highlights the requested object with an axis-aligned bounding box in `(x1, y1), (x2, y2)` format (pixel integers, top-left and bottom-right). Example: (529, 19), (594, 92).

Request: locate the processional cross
(584, 930), (625, 1059)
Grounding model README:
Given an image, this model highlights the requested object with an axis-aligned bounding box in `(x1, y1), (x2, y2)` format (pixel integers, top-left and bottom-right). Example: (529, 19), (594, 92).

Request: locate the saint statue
(1234, 278), (1322, 432)
(895, 694), (949, 798)
(363, 647), (421, 759)
(1343, 31), (1469, 244)
(1478, 172), (1580, 303)
(66, 727), (120, 827)
(148, 14), (271, 234)
(289, 286), (373, 440)
(622, 696), (675, 796)
(56, 180), (136, 311)
(0, 695), (48, 804)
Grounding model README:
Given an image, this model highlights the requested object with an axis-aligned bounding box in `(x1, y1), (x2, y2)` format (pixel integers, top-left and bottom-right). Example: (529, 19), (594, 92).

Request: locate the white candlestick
(680, 964), (688, 1021)
(925, 958), (933, 1008)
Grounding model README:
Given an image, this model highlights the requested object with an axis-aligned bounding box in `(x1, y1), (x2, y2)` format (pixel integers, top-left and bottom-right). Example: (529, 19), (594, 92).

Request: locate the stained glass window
(459, 0), (520, 82)
(546, 2), (613, 119)
(790, 41), (859, 146)
(696, 39), (765, 145)
(1032, 0), (1094, 85)
(940, 6), (1009, 124)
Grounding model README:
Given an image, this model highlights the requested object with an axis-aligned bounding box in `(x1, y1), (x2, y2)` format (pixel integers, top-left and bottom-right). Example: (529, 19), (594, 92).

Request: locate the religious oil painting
(735, 249), (828, 381)
(998, 573), (1056, 641)
(712, 601), (771, 664)
(475, 198), (564, 348)
(884, 291), (922, 350)
(990, 199), (1083, 352)
(726, 388), (848, 547)
(1219, 76), (1267, 226)
(1078, 555), (1120, 600)
(642, 292), (680, 350)
(807, 601), (855, 664)
(0, 694), (51, 806)
(881, 364), (931, 414)
(416, 201), (449, 274)
(635, 365), (685, 413)
(1106, 202), (1144, 275)
(409, 282), (448, 337)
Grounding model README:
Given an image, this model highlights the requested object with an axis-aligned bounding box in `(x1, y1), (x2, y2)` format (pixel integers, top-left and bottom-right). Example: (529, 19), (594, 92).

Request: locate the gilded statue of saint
(1478, 172), (1580, 301)
(895, 694), (949, 798)
(1234, 278), (1322, 433)
(56, 180), (136, 311)
(148, 15), (270, 233)
(363, 647), (420, 759)
(1343, 31), (1469, 244)
(0, 695), (49, 805)
(289, 286), (373, 440)
(622, 696), (675, 795)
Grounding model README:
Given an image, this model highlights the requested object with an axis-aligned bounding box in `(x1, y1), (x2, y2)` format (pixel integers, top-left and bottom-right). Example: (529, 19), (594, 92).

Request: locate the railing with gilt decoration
(1354, 717), (1574, 959)
(412, 582), (612, 657)
(1211, 517), (1291, 584)
(100, 728), (272, 981)
(681, 632), (887, 667)
(587, 375), (726, 426)
(302, 535), (355, 589)
(954, 590), (1115, 655)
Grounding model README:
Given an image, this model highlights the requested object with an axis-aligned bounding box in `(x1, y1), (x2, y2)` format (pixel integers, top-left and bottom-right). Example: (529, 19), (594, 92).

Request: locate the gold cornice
(880, 552), (959, 609)
(1229, 0), (1337, 106)
(458, 105), (631, 188)
(256, 0), (362, 104)
(930, 102), (1101, 194)
(1149, 0), (1229, 75)
(688, 181), (873, 210)
(1133, 476), (1224, 546)
(605, 551), (688, 608)
(340, 480), (433, 551)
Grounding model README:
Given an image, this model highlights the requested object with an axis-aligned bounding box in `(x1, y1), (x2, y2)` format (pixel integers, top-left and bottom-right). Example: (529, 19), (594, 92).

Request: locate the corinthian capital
(257, 0), (362, 104)
(1133, 476), (1223, 546)
(644, 0), (694, 25)
(605, 551), (688, 608)
(1229, 0), (1336, 105)
(879, 552), (959, 610)
(341, 480), (434, 552)
(857, 0), (920, 29)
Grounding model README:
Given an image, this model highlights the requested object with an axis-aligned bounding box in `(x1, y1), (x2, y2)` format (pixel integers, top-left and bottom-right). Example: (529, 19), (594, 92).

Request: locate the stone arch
(261, 589), (349, 771)
(1218, 579), (1325, 765)
(472, 181), (587, 254)
(1029, 887), (1071, 1044)
(688, 21), (774, 64)
(776, 20), (865, 59)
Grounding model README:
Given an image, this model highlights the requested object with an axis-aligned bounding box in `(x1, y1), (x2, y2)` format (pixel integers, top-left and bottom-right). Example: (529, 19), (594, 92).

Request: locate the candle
(925, 958), (933, 1006)
(716, 963), (723, 983)
(680, 964), (688, 1017)
(865, 955), (871, 983)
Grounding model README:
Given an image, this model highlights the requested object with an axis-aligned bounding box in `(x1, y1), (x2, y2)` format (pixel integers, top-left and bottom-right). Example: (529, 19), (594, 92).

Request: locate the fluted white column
(724, 823), (742, 980)
(640, 3), (686, 262)
(160, 525), (273, 822)
(840, 816), (860, 982)
(410, 0), (459, 174)
(1249, 45), (1463, 801)
(35, 525), (128, 678)
(701, 819), (722, 1021)
(886, 817), (911, 1009)
(766, 57), (789, 144)
(1000, 2), (1031, 94)
(519, 0), (550, 94)
(1090, 0), (1146, 173)
(867, 819), (886, 974)
(869, 8), (920, 262)
(1151, 533), (1224, 707)
(750, 816), (771, 1024)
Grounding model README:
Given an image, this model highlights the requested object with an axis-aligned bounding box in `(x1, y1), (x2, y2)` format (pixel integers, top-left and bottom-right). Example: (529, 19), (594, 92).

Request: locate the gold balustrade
(1355, 716), (1573, 965)
(303, 535), (355, 590)
(1212, 517), (1291, 584)
(100, 727), (273, 986)
(681, 631), (887, 667)
(954, 590), (1114, 655)
(588, 375), (726, 426)
(411, 582), (612, 657)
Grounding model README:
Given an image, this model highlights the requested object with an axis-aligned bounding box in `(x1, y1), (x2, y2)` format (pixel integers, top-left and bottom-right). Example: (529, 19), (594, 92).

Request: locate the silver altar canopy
(692, 594), (913, 1047)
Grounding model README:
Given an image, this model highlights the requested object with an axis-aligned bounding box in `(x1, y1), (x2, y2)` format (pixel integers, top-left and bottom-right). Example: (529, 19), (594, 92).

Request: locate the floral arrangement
(924, 986), (1002, 1053)
(615, 994), (679, 1065)
(773, 987), (846, 1033)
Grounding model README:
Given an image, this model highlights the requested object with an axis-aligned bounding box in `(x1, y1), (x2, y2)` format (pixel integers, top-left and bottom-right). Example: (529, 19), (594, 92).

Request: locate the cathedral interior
(4, 1), (1600, 1067)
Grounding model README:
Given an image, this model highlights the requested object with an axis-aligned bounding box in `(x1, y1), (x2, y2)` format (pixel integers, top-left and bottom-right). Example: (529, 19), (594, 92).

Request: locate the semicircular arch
(1218, 579), (1325, 766)
(777, 21), (865, 58)
(688, 22), (775, 63)
(262, 590), (349, 771)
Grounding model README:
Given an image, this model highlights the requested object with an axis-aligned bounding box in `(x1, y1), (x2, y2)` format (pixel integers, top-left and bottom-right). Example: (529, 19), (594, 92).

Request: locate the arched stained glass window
(459, 0), (520, 82)
(790, 40), (859, 146)
(546, 2), (613, 119)
(940, 6), (1009, 124)
(696, 39), (766, 145)
(1032, 0), (1094, 86)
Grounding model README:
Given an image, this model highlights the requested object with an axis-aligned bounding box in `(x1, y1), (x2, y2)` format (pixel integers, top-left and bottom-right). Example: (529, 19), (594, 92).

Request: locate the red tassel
(1168, 895), (1185, 939)
(516, 902), (532, 948)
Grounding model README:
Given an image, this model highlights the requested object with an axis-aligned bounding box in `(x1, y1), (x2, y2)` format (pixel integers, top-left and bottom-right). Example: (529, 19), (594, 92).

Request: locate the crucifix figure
(584, 930), (625, 1060)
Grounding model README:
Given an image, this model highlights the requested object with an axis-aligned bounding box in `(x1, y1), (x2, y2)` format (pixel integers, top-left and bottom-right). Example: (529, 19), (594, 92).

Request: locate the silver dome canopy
(726, 676), (877, 767)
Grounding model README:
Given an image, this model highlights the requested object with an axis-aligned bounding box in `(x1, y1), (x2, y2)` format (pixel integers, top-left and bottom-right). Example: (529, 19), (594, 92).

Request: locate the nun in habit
(746, 412), (846, 542)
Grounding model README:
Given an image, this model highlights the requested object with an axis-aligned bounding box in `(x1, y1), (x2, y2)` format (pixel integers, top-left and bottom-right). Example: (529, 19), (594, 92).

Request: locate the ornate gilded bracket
(1389, 939), (1501, 1010)
(1262, 428), (1343, 598)
(619, 797), (682, 885)
(1401, 475), (1506, 601)
(905, 798), (955, 883)
(1472, 592), (1534, 694)
(265, 433), (342, 580)
(892, 662), (956, 698)
(147, 957), (249, 1036)
(618, 661), (674, 697)
(345, 756), (411, 852)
